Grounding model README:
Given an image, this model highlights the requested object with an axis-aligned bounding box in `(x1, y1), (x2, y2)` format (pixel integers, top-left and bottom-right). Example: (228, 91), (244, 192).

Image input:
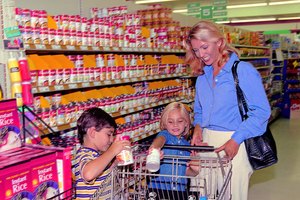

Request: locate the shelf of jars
(232, 44), (270, 49)
(36, 96), (185, 136)
(24, 44), (186, 54)
(32, 73), (187, 94)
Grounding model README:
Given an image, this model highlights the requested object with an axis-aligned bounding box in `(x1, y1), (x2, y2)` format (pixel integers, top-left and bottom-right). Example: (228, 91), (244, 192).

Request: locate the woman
(184, 20), (271, 200)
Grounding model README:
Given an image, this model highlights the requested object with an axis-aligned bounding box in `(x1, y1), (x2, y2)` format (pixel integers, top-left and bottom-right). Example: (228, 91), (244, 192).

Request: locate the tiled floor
(248, 118), (300, 200)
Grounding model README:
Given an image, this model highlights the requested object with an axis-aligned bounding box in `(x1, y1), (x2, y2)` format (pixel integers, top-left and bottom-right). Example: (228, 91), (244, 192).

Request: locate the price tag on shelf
(66, 45), (75, 50)
(80, 46), (89, 50)
(112, 47), (119, 51)
(137, 106), (143, 110)
(70, 122), (77, 128)
(54, 85), (64, 90)
(39, 86), (50, 92)
(24, 44), (30, 49)
(94, 81), (101, 86)
(32, 88), (38, 94)
(133, 48), (138, 51)
(120, 110), (127, 115)
(68, 83), (78, 89)
(128, 108), (135, 113)
(161, 75), (166, 78)
(35, 44), (46, 49)
(145, 105), (150, 108)
(131, 78), (138, 82)
(154, 75), (159, 79)
(114, 79), (122, 84)
(92, 46), (99, 51)
(51, 45), (61, 50)
(103, 47), (110, 51)
(104, 80), (112, 85)
(82, 82), (90, 87)
(122, 47), (131, 52)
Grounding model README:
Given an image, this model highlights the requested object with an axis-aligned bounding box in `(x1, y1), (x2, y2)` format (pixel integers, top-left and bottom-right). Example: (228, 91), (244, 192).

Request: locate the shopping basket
(93, 145), (232, 200)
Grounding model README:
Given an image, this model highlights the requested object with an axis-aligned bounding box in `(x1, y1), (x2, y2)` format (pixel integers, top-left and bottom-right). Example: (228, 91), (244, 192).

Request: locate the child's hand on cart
(186, 151), (201, 176)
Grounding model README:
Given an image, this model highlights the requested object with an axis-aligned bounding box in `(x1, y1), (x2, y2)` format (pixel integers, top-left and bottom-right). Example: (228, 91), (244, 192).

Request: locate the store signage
(213, 11), (227, 17)
(3, 39), (24, 50)
(201, 6), (213, 19)
(213, 5), (226, 11)
(187, 2), (201, 15)
(213, 0), (227, 5)
(4, 26), (21, 38)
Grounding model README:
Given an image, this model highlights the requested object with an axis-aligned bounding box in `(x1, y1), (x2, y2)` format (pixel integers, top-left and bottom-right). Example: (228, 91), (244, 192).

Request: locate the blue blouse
(193, 53), (271, 144)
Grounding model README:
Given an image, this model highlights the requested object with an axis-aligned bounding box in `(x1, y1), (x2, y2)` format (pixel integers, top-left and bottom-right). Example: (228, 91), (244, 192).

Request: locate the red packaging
(0, 158), (33, 200)
(18, 55), (31, 82)
(21, 82), (33, 105)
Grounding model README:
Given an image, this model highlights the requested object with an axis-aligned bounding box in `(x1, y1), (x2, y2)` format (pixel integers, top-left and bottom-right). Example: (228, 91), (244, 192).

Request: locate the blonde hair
(184, 20), (239, 75)
(160, 102), (191, 135)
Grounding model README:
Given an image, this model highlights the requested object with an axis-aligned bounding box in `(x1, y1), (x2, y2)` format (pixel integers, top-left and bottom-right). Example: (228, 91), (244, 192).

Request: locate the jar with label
(146, 148), (160, 172)
(116, 135), (134, 166)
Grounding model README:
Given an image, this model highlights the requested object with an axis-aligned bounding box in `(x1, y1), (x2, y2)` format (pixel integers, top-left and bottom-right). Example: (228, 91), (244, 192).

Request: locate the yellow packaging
(11, 83), (23, 106)
(8, 58), (21, 83)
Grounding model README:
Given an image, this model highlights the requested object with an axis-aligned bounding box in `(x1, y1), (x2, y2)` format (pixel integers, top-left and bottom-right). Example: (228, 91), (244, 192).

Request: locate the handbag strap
(232, 61), (249, 121)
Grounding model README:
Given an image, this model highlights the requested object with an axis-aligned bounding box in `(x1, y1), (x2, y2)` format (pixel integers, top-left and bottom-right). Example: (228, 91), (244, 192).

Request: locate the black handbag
(232, 61), (278, 170)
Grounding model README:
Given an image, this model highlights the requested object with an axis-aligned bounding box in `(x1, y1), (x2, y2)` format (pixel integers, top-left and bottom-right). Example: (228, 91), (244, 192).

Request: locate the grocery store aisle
(248, 118), (300, 200)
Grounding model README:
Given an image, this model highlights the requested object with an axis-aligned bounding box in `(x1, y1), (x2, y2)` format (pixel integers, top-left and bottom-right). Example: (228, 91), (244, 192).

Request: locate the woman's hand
(215, 139), (239, 160)
(191, 125), (206, 146)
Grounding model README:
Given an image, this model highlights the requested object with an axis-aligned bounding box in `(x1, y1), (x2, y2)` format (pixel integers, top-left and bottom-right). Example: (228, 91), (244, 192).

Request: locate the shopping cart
(92, 145), (232, 200)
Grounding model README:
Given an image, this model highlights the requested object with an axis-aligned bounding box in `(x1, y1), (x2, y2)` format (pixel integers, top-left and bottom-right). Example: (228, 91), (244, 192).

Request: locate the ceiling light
(173, 9), (187, 13)
(227, 3), (267, 9)
(215, 21), (230, 24)
(231, 18), (276, 23)
(278, 16), (300, 20)
(135, 0), (176, 4)
(269, 0), (300, 5)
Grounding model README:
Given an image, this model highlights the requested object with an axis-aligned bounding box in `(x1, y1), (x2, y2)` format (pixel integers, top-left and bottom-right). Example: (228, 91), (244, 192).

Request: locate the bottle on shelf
(18, 52), (34, 105)
(7, 52), (21, 83)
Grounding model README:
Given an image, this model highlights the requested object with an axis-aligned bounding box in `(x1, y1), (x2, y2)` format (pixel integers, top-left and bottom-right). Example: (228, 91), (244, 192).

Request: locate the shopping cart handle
(163, 144), (215, 151)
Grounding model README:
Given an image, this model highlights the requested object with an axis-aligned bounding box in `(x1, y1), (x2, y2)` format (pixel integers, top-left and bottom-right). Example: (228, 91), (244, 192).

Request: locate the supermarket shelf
(286, 80), (300, 84)
(240, 56), (270, 60)
(269, 107), (281, 124)
(287, 88), (300, 93)
(256, 65), (270, 70)
(261, 75), (271, 79)
(287, 58), (300, 60)
(32, 73), (187, 94)
(270, 91), (282, 96)
(132, 129), (160, 142)
(233, 44), (270, 49)
(272, 65), (284, 68)
(180, 98), (195, 104)
(24, 44), (186, 54)
(288, 50), (300, 53)
(39, 96), (184, 136)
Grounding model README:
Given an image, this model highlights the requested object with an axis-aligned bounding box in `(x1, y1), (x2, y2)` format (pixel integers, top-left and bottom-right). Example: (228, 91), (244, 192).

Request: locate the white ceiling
(133, 0), (300, 21)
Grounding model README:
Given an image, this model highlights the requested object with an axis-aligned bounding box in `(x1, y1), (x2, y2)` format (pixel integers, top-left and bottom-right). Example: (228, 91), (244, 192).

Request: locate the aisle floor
(248, 118), (300, 200)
